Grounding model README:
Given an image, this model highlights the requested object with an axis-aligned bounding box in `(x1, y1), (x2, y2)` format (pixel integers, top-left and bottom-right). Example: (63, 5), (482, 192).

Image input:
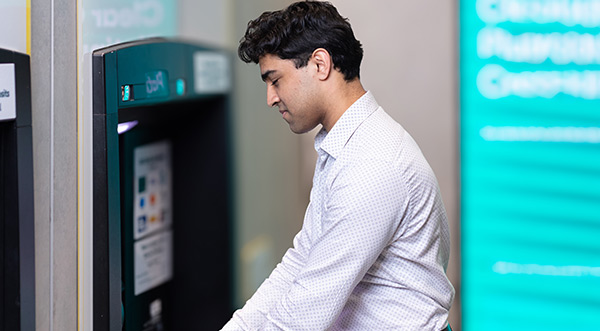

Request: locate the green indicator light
(176, 79), (185, 96)
(122, 85), (131, 101)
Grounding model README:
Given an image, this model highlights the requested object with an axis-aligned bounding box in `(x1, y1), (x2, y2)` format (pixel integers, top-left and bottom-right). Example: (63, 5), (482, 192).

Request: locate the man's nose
(267, 85), (280, 107)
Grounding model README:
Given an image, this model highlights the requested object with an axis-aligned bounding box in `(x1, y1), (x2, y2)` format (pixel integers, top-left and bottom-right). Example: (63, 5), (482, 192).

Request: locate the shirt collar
(314, 91), (379, 159)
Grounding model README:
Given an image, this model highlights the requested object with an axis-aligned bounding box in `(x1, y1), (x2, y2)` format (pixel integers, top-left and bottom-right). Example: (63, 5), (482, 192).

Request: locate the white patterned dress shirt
(223, 91), (454, 330)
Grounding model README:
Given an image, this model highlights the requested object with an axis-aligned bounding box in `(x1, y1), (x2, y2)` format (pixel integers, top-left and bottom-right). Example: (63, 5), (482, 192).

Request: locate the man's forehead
(261, 69), (277, 82)
(260, 56), (302, 83)
(259, 55), (285, 81)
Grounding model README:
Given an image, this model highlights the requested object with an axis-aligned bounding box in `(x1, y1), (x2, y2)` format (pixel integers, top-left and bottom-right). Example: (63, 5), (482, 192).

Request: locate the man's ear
(311, 48), (332, 81)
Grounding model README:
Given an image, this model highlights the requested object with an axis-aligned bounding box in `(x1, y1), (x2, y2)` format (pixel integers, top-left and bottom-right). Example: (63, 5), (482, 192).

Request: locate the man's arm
(222, 221), (312, 330)
(259, 159), (408, 330)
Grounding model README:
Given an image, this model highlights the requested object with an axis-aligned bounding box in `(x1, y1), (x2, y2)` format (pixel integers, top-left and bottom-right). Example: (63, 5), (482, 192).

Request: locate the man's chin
(288, 124), (303, 134)
(288, 123), (316, 135)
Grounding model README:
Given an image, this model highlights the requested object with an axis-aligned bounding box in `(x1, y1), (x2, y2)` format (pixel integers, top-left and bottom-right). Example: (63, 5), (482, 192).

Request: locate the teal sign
(461, 0), (600, 330)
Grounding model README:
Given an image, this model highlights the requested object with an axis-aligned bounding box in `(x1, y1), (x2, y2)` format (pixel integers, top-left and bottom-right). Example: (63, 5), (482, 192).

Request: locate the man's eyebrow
(261, 70), (277, 82)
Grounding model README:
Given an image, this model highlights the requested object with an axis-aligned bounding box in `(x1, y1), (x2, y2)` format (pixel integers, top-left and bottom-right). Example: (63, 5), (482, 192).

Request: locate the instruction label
(0, 63), (16, 121)
(133, 140), (172, 240)
(134, 230), (173, 295)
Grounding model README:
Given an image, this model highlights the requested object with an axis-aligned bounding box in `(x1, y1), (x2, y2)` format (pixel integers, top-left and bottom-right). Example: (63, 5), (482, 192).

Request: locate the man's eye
(271, 79), (279, 86)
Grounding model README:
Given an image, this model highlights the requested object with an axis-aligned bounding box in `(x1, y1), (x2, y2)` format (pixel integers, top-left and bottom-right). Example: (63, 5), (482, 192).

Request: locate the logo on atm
(139, 176), (146, 193)
(145, 71), (169, 98)
(138, 216), (147, 233)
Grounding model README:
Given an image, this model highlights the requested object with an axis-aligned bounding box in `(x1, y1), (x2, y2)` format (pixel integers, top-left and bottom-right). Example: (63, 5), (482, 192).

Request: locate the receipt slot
(84, 39), (232, 330)
(0, 48), (35, 331)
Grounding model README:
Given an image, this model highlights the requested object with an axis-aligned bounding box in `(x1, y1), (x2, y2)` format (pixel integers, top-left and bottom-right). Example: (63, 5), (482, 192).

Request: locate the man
(222, 1), (454, 330)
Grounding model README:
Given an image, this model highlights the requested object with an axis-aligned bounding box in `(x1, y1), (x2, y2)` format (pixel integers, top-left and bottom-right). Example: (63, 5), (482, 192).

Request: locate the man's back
(322, 93), (454, 329)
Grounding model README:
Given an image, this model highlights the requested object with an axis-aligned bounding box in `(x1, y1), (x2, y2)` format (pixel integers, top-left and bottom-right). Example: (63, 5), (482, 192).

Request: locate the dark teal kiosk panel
(91, 39), (232, 331)
(0, 48), (35, 331)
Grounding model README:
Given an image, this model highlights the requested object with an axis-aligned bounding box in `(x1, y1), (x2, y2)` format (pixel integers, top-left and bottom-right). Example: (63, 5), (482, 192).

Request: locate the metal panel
(30, 0), (78, 329)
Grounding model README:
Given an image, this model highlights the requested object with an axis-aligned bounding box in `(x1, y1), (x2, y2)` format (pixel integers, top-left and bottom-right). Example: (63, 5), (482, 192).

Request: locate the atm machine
(83, 39), (233, 330)
(0, 48), (35, 331)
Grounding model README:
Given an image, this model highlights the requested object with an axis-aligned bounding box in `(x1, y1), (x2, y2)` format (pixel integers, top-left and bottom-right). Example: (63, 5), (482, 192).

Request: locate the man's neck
(321, 79), (366, 132)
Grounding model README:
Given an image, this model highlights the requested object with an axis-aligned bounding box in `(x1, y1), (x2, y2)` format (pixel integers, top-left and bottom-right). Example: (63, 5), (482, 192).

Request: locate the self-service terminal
(84, 39), (233, 331)
(0, 48), (35, 331)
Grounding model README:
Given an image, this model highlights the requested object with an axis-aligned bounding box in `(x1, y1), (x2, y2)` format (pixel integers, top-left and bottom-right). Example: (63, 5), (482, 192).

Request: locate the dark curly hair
(238, 1), (363, 81)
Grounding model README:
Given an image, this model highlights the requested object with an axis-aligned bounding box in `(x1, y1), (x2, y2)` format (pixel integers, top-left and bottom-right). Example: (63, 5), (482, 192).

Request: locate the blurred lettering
(477, 64), (600, 99)
(493, 261), (600, 277)
(480, 126), (600, 142)
(478, 27), (600, 65)
(477, 0), (600, 27)
(90, 0), (164, 29)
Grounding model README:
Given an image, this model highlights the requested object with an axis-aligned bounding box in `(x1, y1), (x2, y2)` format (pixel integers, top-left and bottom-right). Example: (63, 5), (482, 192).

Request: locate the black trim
(92, 51), (111, 330)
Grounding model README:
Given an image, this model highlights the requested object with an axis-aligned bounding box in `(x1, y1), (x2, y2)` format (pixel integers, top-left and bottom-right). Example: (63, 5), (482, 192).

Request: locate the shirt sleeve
(221, 218), (313, 330)
(260, 159), (408, 330)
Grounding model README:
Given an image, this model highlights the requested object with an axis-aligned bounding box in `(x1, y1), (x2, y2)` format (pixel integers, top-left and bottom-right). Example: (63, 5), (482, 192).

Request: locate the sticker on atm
(134, 140), (172, 240)
(134, 230), (173, 296)
(0, 63), (17, 121)
(193, 52), (230, 94)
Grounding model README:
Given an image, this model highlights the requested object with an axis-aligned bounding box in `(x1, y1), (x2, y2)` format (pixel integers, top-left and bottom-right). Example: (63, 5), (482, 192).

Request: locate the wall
(178, 0), (232, 49)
